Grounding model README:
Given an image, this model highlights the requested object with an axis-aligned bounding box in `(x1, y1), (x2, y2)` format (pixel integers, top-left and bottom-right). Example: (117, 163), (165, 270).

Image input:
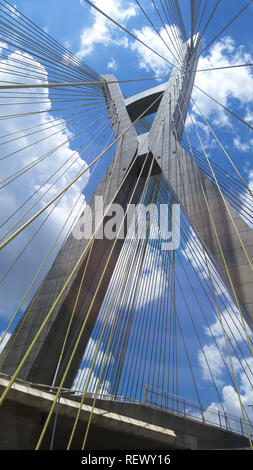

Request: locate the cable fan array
(0, 0), (252, 451)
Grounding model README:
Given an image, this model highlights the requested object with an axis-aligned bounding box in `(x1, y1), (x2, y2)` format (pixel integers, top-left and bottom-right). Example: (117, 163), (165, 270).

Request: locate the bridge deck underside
(0, 377), (249, 450)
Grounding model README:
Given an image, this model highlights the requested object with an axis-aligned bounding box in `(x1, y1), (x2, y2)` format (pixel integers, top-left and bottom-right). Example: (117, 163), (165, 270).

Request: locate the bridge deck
(0, 375), (250, 450)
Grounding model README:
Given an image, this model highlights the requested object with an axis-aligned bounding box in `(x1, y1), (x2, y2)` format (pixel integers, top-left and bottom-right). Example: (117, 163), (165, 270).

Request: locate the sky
(6, 0), (253, 178)
(0, 0), (253, 436)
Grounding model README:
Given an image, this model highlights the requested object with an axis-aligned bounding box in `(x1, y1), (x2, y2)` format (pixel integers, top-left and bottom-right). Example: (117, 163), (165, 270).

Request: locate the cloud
(199, 352), (253, 434)
(5, 3), (20, 18)
(0, 331), (11, 354)
(72, 366), (111, 394)
(244, 108), (253, 124)
(204, 306), (253, 348)
(0, 51), (88, 319)
(72, 336), (113, 394)
(82, 336), (114, 368)
(181, 226), (232, 299)
(193, 37), (253, 127)
(107, 57), (117, 72)
(197, 297), (253, 429)
(233, 136), (252, 152)
(63, 40), (72, 50)
(198, 342), (227, 387)
(130, 24), (181, 76)
(197, 301), (253, 388)
(203, 362), (253, 435)
(78, 0), (137, 58)
(182, 223), (253, 425)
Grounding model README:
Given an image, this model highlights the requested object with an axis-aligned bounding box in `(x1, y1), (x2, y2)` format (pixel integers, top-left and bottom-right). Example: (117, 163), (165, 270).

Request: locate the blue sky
(0, 0), (253, 435)
(8, 0), (253, 179)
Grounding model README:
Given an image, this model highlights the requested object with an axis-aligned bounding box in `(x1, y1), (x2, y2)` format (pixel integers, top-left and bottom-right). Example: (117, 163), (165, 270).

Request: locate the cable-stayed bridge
(0, 0), (252, 450)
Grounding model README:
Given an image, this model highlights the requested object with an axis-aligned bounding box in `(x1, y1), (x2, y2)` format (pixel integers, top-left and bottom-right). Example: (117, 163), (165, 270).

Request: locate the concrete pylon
(1, 34), (252, 390)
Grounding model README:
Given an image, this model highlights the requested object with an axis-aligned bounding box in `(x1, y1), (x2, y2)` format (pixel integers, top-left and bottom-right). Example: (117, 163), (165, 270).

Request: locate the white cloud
(183, 223), (253, 426)
(63, 40), (72, 50)
(72, 366), (111, 395)
(193, 37), (253, 127)
(247, 170), (253, 193)
(181, 226), (232, 299)
(78, 0), (137, 58)
(203, 363), (253, 435)
(204, 307), (253, 348)
(244, 108), (253, 124)
(83, 336), (114, 368)
(233, 136), (253, 152)
(198, 342), (226, 387)
(233, 137), (250, 152)
(197, 297), (253, 430)
(197, 303), (253, 387)
(5, 4), (20, 18)
(72, 337), (113, 394)
(0, 51), (88, 319)
(199, 352), (253, 435)
(130, 24), (181, 76)
(107, 57), (117, 71)
(0, 331), (11, 354)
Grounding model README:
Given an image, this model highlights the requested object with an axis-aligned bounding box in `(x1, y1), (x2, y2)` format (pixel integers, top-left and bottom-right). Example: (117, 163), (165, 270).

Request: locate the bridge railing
(72, 386), (253, 439)
(12, 369), (251, 439)
(143, 385), (253, 438)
